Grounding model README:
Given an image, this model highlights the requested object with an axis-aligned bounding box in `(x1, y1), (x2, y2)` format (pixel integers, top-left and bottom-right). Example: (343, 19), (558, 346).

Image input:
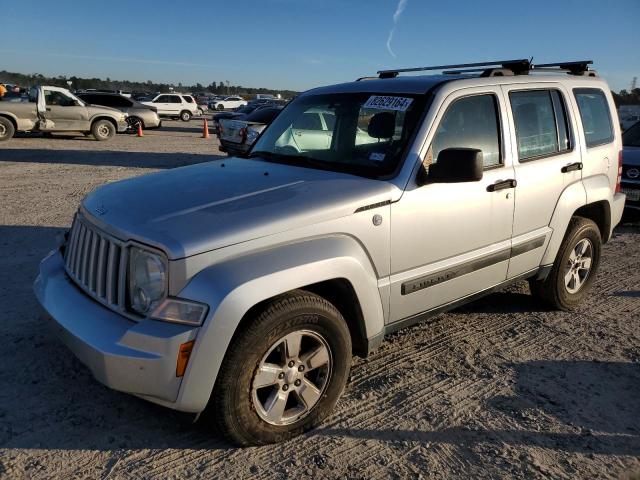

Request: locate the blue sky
(0, 0), (638, 92)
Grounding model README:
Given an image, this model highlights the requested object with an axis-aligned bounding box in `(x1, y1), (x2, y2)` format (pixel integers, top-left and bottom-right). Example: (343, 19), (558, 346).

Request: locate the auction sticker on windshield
(364, 95), (413, 111)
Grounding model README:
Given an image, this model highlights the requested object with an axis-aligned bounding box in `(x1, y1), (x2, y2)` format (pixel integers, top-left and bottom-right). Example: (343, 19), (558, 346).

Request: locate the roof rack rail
(377, 59), (531, 79)
(374, 59), (596, 79)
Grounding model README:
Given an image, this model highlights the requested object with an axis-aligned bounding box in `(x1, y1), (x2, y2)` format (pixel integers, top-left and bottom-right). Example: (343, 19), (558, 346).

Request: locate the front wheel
(0, 117), (15, 142)
(217, 104), (225, 111)
(529, 216), (601, 311)
(208, 290), (352, 446)
(91, 119), (116, 141)
(126, 116), (144, 133)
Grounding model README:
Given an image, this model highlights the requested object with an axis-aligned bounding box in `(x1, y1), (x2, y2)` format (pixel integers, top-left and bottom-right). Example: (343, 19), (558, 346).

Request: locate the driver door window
(44, 90), (74, 107)
(428, 94), (501, 168)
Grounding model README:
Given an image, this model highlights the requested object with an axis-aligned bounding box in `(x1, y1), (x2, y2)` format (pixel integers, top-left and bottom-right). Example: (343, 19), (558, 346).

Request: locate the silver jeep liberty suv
(35, 59), (626, 445)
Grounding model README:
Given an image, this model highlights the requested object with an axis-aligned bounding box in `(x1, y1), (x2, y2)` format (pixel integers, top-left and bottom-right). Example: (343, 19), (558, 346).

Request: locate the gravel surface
(0, 121), (639, 479)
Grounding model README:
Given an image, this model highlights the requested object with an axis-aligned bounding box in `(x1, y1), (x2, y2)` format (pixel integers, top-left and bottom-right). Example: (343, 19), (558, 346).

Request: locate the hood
(82, 158), (395, 259)
(622, 146), (640, 166)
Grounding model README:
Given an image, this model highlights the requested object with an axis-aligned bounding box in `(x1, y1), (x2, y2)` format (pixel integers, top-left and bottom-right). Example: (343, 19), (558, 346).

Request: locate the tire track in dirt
(242, 314), (561, 479)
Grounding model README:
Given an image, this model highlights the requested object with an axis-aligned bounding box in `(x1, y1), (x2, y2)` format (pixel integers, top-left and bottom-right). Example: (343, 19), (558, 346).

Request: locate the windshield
(250, 92), (425, 178)
(623, 121), (640, 147)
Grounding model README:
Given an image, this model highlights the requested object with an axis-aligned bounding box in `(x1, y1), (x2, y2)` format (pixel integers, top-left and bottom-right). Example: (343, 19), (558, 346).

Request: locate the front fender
(171, 235), (384, 413)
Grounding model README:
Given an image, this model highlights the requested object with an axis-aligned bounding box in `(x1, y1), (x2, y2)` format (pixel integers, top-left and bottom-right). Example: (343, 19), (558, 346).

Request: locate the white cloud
(386, 0), (409, 58)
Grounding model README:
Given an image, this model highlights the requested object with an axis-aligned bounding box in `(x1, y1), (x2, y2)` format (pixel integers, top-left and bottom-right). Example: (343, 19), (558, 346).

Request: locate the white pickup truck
(0, 86), (128, 141)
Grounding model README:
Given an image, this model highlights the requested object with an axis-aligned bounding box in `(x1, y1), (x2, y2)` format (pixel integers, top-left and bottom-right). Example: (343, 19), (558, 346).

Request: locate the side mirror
(421, 148), (484, 184)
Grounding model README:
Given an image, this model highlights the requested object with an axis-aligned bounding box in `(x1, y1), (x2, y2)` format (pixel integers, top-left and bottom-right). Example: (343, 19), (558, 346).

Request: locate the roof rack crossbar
(377, 59), (530, 78)
(532, 60), (593, 74)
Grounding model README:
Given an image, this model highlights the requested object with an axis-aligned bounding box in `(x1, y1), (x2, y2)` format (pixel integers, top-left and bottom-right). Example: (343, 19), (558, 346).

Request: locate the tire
(529, 216), (601, 311)
(217, 104), (225, 111)
(0, 116), (15, 142)
(208, 290), (352, 446)
(180, 111), (192, 122)
(91, 119), (116, 141)
(127, 116), (144, 133)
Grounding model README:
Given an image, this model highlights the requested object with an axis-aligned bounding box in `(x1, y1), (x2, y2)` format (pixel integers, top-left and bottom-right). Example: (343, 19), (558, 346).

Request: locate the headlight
(128, 247), (167, 315)
(119, 113), (127, 121)
(128, 246), (208, 326)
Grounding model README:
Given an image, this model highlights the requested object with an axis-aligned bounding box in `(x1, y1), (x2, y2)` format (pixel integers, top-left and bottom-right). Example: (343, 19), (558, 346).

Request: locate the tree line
(612, 88), (640, 106)
(2, 69), (639, 105)
(0, 70), (299, 98)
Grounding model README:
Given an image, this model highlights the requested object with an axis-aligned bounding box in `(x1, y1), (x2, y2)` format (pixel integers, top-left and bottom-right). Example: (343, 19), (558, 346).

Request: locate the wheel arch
(542, 177), (615, 266)
(0, 113), (18, 130)
(574, 200), (611, 243)
(90, 115), (117, 130)
(170, 236), (385, 413)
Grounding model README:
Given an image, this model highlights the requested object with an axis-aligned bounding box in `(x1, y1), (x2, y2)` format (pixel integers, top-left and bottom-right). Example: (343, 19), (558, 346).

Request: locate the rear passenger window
(574, 88), (614, 148)
(430, 94), (501, 167)
(182, 96), (194, 103)
(510, 90), (571, 160)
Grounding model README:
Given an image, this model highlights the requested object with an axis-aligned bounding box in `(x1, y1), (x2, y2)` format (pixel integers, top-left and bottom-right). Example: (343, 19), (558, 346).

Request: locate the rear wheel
(91, 119), (116, 141)
(208, 290), (352, 446)
(180, 110), (192, 122)
(529, 216), (601, 311)
(0, 117), (15, 142)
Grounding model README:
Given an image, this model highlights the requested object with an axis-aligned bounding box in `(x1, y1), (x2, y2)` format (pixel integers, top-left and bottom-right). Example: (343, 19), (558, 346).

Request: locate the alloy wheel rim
(0, 123), (6, 136)
(564, 238), (593, 294)
(98, 125), (110, 137)
(251, 329), (332, 426)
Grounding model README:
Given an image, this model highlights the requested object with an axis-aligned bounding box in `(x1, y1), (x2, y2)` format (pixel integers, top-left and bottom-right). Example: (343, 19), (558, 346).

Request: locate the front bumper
(34, 249), (198, 408)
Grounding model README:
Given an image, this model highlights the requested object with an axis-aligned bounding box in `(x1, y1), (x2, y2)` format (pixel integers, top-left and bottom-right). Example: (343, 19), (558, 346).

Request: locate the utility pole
(226, 80), (230, 95)
(632, 77), (637, 91)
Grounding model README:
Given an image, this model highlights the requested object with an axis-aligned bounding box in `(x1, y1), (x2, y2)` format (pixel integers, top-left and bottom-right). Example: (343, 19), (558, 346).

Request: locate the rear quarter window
(574, 88), (614, 148)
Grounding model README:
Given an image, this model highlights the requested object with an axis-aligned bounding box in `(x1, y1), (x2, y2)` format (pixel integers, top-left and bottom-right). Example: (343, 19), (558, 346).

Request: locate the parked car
(140, 93), (199, 121)
(621, 120), (640, 211)
(211, 96), (247, 111)
(34, 59), (626, 446)
(0, 85), (127, 141)
(211, 104), (264, 133)
(218, 106), (283, 156)
(77, 92), (162, 130)
(247, 98), (288, 108)
(621, 114), (640, 131)
(131, 91), (153, 101)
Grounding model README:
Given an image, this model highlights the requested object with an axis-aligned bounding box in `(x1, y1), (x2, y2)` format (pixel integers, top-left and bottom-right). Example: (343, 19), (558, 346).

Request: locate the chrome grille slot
(64, 214), (129, 315)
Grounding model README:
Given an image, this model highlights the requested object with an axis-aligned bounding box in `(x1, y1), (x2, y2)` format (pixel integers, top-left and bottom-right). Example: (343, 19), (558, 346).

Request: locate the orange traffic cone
(202, 118), (210, 139)
(136, 122), (143, 137)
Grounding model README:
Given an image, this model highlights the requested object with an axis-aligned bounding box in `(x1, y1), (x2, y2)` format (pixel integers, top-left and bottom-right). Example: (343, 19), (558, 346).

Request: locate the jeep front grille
(64, 214), (129, 314)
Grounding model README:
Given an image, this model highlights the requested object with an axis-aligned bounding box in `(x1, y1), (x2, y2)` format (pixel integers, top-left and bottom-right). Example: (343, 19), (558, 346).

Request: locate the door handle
(561, 162), (583, 173)
(487, 179), (517, 192)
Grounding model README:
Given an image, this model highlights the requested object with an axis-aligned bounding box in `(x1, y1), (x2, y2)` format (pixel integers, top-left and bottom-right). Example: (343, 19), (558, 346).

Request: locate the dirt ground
(0, 120), (639, 479)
